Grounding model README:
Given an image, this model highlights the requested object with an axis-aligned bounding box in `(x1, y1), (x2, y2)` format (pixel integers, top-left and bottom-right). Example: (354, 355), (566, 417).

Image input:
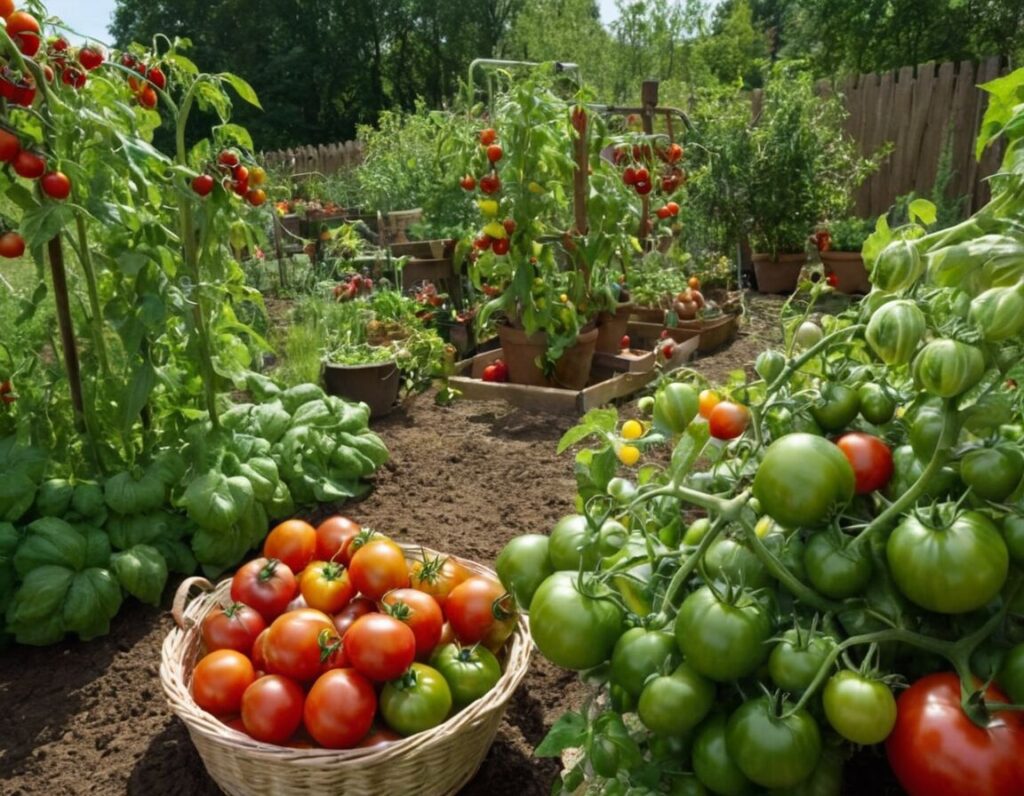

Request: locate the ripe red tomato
(666, 201), (680, 216)
(137, 85), (158, 108)
(251, 628), (270, 672)
(201, 602), (267, 654)
(230, 557), (298, 622)
(479, 174), (501, 195)
(7, 12), (41, 57)
(300, 561), (355, 614)
(349, 539), (410, 600)
(0, 130), (20, 163)
(634, 180), (652, 195)
(380, 588), (443, 660)
(886, 673), (1024, 796)
(836, 432), (894, 494)
(708, 400), (749, 440)
(445, 576), (517, 651)
(341, 529), (392, 566)
(491, 237), (510, 256)
(263, 519), (317, 574)
(316, 515), (361, 562)
(192, 649), (256, 715)
(146, 66), (167, 90)
(78, 46), (105, 71)
(479, 128), (497, 146)
(332, 596), (376, 637)
(634, 166), (650, 183)
(13, 150), (45, 180)
(459, 174), (476, 191)
(218, 149), (241, 167)
(0, 0), (13, 19)
(264, 608), (342, 681)
(304, 669), (377, 748)
(656, 206), (672, 220)
(667, 142), (684, 163)
(240, 674), (304, 744)
(503, 218), (516, 235)
(623, 166), (637, 186)
(0, 231), (25, 259)
(409, 552), (470, 609)
(486, 144), (503, 163)
(40, 171), (71, 200)
(192, 174), (215, 196)
(344, 613), (416, 681)
(246, 188), (267, 206)
(62, 67), (87, 90)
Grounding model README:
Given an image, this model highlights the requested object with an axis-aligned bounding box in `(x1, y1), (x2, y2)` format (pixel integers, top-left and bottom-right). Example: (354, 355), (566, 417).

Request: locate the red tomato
(201, 602), (267, 654)
(316, 516), (361, 561)
(246, 188), (267, 206)
(0, 0), (13, 19)
(13, 150), (46, 180)
(487, 144), (503, 163)
(40, 171), (72, 200)
(698, 389), (720, 419)
(230, 557), (298, 622)
(263, 519), (317, 574)
(251, 628), (270, 672)
(332, 597), (376, 637)
(349, 539), (410, 600)
(445, 576), (517, 651)
(241, 675), (305, 744)
(886, 673), (1024, 796)
(0, 129), (20, 163)
(6, 11), (41, 57)
(708, 401), (749, 440)
(409, 552), (470, 609)
(836, 432), (894, 494)
(137, 85), (158, 109)
(491, 237), (510, 256)
(147, 66), (167, 90)
(479, 128), (497, 146)
(299, 561), (355, 614)
(218, 149), (241, 167)
(78, 45), (105, 71)
(380, 589), (443, 660)
(264, 609), (342, 681)
(192, 174), (215, 196)
(304, 669), (377, 749)
(341, 529), (392, 566)
(344, 613), (416, 681)
(357, 728), (402, 749)
(192, 650), (255, 715)
(0, 231), (25, 259)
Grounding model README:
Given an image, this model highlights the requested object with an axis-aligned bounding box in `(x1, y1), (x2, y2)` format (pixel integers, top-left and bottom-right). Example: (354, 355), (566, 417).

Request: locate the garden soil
(0, 294), (897, 795)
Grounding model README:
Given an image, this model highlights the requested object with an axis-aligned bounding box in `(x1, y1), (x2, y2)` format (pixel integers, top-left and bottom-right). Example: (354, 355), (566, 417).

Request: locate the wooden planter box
(391, 239), (456, 260)
(450, 339), (697, 415)
(627, 313), (740, 355)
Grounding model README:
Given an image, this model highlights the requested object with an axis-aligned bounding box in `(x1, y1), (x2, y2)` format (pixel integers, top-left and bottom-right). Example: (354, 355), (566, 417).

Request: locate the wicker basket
(161, 544), (533, 796)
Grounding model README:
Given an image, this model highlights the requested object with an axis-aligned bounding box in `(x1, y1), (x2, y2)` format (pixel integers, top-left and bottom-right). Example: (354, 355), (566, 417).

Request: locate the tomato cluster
(191, 149), (267, 206)
(332, 273), (373, 302)
(614, 140), (686, 199)
(191, 516), (516, 748)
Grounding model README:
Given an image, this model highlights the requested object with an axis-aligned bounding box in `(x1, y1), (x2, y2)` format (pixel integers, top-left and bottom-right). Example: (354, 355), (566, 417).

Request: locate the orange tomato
(698, 389), (721, 419)
(264, 519), (318, 574)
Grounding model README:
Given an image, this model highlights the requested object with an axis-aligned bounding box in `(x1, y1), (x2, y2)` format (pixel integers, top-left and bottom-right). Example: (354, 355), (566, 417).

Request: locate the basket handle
(172, 576), (215, 630)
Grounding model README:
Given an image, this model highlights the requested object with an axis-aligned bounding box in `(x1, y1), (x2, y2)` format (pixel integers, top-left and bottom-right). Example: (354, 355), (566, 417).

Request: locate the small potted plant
(816, 217), (873, 293)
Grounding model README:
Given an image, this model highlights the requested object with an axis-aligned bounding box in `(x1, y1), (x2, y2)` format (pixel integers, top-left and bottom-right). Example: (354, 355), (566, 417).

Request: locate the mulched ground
(2, 294), (903, 796)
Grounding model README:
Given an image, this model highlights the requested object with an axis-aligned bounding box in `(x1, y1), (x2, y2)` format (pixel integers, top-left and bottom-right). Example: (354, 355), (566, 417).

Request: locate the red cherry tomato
(479, 128), (497, 146)
(40, 171), (72, 200)
(263, 519), (318, 574)
(836, 432), (894, 494)
(708, 401), (749, 440)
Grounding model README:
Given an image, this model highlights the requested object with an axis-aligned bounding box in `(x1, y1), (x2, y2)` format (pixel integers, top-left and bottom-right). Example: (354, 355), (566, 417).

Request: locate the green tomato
(654, 382), (700, 435)
(803, 529), (873, 599)
(529, 571), (624, 670)
(961, 392), (1014, 436)
(599, 518), (629, 555)
(674, 586), (772, 682)
(692, 714), (754, 796)
(638, 662), (715, 737)
(753, 433), (855, 529)
(769, 629), (837, 693)
(429, 643), (501, 708)
(970, 282), (1024, 341)
(771, 746), (843, 796)
(609, 682), (636, 713)
(907, 402), (957, 462)
(887, 508), (1009, 614)
(665, 773), (708, 796)
(810, 383), (860, 432)
(755, 350), (786, 383)
(794, 321), (823, 350)
(637, 395), (655, 416)
(607, 477), (637, 504)
(496, 534), (553, 610)
(725, 697), (822, 789)
(683, 517), (711, 546)
(865, 299), (926, 365)
(997, 643), (1024, 704)
(601, 534), (658, 617)
(822, 670), (897, 745)
(589, 735), (620, 778)
(548, 514), (597, 571)
(858, 383), (896, 426)
(704, 538), (771, 589)
(913, 339), (985, 398)
(764, 406), (823, 440)
(610, 627), (678, 697)
(870, 239), (924, 292)
(380, 663), (453, 736)
(1003, 513), (1024, 566)
(961, 446), (1024, 502)
(886, 445), (959, 502)
(763, 531), (807, 592)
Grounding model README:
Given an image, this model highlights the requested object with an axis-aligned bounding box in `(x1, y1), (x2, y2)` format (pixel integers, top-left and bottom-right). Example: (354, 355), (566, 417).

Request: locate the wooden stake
(47, 235), (86, 431)
(639, 81), (659, 244)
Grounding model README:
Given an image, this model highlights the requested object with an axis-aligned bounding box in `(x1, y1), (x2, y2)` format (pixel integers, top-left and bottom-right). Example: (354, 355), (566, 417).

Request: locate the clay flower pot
(322, 359), (400, 417)
(820, 251), (871, 294)
(498, 325), (599, 390)
(595, 302), (634, 353)
(752, 252), (808, 294)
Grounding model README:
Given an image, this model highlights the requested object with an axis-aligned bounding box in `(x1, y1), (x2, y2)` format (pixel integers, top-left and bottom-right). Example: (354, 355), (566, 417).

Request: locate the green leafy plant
(826, 217), (874, 252)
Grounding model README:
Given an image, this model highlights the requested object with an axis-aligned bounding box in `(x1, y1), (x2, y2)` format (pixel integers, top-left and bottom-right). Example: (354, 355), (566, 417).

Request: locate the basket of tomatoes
(160, 516), (532, 796)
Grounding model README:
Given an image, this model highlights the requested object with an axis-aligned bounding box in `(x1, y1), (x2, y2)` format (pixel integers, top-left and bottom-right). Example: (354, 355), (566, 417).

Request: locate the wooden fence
(262, 140), (364, 177)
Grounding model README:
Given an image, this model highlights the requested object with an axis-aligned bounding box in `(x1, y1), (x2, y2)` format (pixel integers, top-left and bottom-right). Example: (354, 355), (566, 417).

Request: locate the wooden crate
(450, 338), (697, 415)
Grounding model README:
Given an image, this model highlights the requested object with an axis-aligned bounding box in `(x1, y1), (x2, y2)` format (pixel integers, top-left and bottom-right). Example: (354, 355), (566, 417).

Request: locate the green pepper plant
(494, 67), (1024, 796)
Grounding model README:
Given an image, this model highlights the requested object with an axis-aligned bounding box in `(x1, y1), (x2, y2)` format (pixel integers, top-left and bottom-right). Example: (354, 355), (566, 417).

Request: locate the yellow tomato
(528, 181), (545, 194)
(621, 420), (644, 441)
(478, 199), (499, 217)
(617, 444), (641, 467)
(482, 221), (507, 240)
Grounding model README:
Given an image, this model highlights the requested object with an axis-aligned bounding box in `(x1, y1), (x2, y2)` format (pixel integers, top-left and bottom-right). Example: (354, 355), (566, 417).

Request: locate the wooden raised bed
(627, 313), (740, 354)
(450, 338), (697, 415)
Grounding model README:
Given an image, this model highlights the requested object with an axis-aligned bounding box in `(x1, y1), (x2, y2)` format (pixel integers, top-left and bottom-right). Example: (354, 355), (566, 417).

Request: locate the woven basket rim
(160, 542), (533, 768)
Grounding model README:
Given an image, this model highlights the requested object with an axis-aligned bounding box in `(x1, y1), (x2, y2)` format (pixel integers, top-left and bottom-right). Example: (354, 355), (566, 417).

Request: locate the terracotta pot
(752, 252), (807, 294)
(497, 325), (599, 390)
(595, 302), (634, 353)
(820, 251), (871, 294)
(322, 359), (399, 418)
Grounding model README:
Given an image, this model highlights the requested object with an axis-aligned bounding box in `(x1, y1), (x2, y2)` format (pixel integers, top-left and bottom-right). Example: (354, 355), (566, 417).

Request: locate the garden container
(677, 314), (741, 353)
(820, 251), (871, 294)
(630, 306), (667, 325)
(161, 545), (533, 796)
(322, 359), (399, 417)
(498, 325), (599, 391)
(752, 252), (807, 293)
(595, 302), (634, 353)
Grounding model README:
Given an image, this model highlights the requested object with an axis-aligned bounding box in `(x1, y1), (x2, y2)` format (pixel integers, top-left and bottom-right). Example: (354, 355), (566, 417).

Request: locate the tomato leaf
(19, 203), (74, 250)
(535, 710), (588, 757)
(220, 72), (262, 109)
(668, 422), (711, 481)
(120, 362), (157, 434)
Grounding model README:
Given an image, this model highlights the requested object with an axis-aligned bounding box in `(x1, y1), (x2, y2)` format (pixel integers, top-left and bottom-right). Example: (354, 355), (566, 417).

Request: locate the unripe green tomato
(653, 382), (699, 435)
(793, 321), (823, 349)
(865, 299), (925, 365)
(755, 350), (786, 383)
(870, 238), (923, 292)
(607, 477), (637, 504)
(913, 339), (985, 398)
(496, 534), (553, 610)
(970, 283), (1024, 341)
(858, 383), (896, 425)
(637, 396), (655, 416)
(683, 517), (711, 546)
